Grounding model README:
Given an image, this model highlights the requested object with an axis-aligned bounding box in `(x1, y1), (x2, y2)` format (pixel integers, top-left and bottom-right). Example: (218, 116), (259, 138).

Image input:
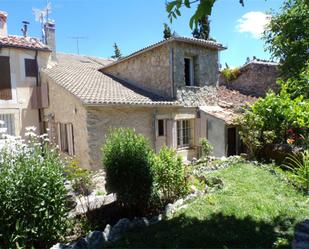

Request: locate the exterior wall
(86, 106), (155, 170)
(42, 74), (90, 169)
(103, 45), (172, 98)
(0, 47), (50, 136)
(173, 42), (219, 88)
(220, 63), (279, 97)
(205, 113), (227, 157)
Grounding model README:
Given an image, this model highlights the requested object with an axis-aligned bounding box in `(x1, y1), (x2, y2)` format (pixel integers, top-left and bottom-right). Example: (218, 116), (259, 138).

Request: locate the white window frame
(184, 57), (194, 86)
(177, 119), (193, 148)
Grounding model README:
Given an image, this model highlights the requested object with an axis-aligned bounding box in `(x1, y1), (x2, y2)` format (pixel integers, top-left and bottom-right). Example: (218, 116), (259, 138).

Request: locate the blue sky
(1, 0), (283, 67)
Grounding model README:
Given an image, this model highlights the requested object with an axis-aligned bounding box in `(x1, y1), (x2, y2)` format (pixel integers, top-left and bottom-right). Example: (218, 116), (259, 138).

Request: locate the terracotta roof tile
(0, 35), (50, 51)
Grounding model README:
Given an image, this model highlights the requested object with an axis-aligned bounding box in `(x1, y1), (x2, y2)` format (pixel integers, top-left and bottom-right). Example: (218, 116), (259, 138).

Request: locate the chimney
(0, 11), (8, 37)
(21, 21), (29, 37)
(44, 20), (56, 60)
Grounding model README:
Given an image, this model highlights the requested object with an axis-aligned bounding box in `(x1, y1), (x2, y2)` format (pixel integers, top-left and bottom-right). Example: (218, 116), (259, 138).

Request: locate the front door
(227, 127), (237, 156)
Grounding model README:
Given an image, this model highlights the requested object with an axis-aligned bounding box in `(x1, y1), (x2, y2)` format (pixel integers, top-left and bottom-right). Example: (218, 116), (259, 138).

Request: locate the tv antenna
(68, 36), (87, 55)
(32, 0), (52, 43)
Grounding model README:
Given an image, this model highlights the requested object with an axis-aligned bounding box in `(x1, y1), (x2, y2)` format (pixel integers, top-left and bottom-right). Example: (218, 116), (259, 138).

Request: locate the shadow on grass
(108, 212), (295, 249)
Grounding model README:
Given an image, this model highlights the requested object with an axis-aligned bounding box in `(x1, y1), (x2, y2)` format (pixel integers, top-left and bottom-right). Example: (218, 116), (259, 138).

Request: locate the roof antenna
(68, 36), (87, 55)
(32, 0), (52, 43)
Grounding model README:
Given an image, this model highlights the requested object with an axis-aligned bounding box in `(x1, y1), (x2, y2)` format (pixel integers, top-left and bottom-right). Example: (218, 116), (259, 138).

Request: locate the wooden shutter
(0, 56), (12, 100)
(25, 59), (38, 77)
(66, 123), (74, 156)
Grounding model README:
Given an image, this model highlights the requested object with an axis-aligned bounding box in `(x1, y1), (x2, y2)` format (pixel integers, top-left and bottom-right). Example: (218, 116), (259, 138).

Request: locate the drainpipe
(34, 50), (42, 133)
(152, 108), (158, 152)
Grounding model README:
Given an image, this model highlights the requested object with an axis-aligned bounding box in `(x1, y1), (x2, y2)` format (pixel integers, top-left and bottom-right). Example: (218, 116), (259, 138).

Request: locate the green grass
(107, 163), (309, 249)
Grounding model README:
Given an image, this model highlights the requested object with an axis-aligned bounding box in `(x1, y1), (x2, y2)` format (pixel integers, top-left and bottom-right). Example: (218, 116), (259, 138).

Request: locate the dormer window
(184, 57), (194, 86)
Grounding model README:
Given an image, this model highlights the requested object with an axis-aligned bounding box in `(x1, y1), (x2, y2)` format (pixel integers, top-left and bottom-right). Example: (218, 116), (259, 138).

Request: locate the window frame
(177, 119), (193, 148)
(184, 57), (194, 86)
(24, 58), (38, 78)
(157, 119), (165, 137)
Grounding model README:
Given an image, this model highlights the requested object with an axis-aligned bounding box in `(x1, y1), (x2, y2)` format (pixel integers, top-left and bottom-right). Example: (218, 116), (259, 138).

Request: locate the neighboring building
(42, 38), (227, 169)
(0, 11), (51, 136)
(220, 59), (280, 97)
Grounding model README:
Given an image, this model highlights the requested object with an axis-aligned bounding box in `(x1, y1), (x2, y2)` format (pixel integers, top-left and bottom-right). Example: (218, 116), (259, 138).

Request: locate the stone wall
(42, 75), (91, 169)
(102, 45), (172, 98)
(173, 42), (219, 88)
(86, 106), (155, 170)
(220, 62), (279, 97)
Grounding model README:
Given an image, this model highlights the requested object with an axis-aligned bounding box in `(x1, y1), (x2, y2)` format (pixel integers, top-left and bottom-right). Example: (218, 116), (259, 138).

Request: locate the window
(0, 56), (12, 100)
(184, 57), (194, 86)
(58, 123), (74, 156)
(177, 119), (193, 148)
(25, 59), (38, 77)
(158, 119), (165, 136)
(0, 113), (15, 135)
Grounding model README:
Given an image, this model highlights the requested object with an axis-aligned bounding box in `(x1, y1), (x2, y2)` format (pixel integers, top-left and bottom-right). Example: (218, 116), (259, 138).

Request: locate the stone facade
(42, 75), (91, 169)
(0, 47), (50, 136)
(173, 42), (219, 88)
(220, 61), (279, 97)
(103, 45), (172, 98)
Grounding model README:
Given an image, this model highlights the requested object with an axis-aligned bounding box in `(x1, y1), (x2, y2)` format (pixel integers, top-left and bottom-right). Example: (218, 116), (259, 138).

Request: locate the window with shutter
(25, 59), (38, 77)
(0, 56), (12, 100)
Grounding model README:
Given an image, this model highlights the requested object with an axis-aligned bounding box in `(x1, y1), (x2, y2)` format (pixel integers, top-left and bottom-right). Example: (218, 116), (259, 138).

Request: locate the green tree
(263, 0), (309, 79)
(166, 0), (245, 28)
(163, 23), (172, 39)
(192, 16), (210, 40)
(111, 42), (122, 59)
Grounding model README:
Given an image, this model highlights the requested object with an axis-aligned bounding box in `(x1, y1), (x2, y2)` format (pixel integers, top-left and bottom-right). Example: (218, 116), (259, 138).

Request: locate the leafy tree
(163, 23), (172, 39)
(166, 0), (245, 28)
(263, 0), (309, 79)
(111, 42), (122, 59)
(192, 16), (210, 40)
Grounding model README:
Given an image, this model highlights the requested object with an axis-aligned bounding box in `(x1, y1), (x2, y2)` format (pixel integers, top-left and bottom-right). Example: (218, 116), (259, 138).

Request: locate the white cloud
(236, 11), (271, 39)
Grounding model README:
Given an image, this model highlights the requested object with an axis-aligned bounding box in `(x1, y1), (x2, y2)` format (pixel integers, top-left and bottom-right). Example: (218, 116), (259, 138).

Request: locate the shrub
(65, 160), (93, 195)
(283, 150), (309, 192)
(200, 138), (213, 157)
(221, 67), (241, 81)
(153, 146), (188, 203)
(102, 128), (154, 212)
(0, 131), (68, 249)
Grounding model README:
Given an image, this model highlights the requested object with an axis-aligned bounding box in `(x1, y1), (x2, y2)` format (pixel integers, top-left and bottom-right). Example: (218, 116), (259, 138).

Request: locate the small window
(184, 57), (194, 86)
(58, 123), (75, 156)
(158, 119), (165, 136)
(0, 113), (15, 136)
(25, 59), (38, 77)
(177, 119), (193, 148)
(0, 56), (12, 100)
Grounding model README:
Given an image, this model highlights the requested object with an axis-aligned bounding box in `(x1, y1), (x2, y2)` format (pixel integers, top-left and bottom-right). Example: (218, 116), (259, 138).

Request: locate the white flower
(25, 126), (37, 132)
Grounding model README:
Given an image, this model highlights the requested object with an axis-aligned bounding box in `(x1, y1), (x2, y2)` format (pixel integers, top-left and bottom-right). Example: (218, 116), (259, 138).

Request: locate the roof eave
(0, 44), (52, 52)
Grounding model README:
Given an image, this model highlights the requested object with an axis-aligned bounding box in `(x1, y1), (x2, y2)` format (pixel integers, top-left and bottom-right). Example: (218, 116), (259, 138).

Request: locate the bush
(200, 138), (213, 157)
(65, 160), (93, 195)
(0, 131), (68, 249)
(221, 67), (241, 81)
(152, 146), (188, 203)
(283, 150), (309, 192)
(102, 128), (154, 212)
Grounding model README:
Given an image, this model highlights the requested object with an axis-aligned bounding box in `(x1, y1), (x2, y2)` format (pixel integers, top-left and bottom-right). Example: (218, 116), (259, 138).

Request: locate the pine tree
(192, 16), (210, 40)
(163, 23), (172, 39)
(111, 43), (122, 59)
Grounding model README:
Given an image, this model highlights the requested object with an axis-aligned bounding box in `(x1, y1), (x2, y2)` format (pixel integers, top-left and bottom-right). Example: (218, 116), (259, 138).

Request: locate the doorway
(227, 127), (237, 156)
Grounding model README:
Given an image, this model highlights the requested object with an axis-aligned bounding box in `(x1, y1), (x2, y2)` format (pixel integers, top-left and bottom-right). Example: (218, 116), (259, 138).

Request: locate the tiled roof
(0, 35), (51, 51)
(43, 53), (177, 106)
(102, 36), (226, 70)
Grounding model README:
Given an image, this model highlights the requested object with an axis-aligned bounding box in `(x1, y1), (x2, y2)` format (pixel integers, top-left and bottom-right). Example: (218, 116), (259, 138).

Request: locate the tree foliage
(166, 0), (245, 28)
(192, 16), (210, 40)
(263, 0), (309, 79)
(111, 43), (122, 59)
(163, 23), (172, 39)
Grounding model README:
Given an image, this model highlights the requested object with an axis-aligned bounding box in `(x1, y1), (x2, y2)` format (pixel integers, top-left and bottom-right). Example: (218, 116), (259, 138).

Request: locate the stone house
(41, 37), (235, 170)
(220, 59), (280, 97)
(0, 11), (51, 136)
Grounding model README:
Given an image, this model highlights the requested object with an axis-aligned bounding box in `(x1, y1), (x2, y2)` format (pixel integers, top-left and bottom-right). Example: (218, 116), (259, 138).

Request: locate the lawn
(107, 163), (309, 249)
